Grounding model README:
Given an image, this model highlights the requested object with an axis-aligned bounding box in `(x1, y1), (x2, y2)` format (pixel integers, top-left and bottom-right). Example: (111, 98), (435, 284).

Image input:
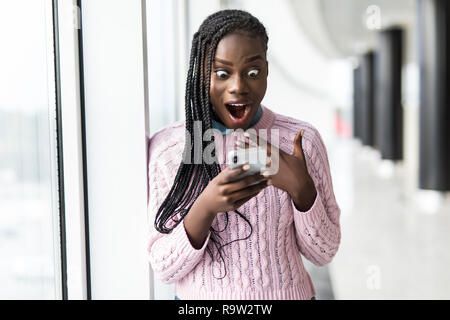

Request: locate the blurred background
(0, 0), (449, 299)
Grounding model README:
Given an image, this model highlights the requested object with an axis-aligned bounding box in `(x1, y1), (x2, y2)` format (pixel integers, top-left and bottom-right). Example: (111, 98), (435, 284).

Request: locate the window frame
(76, 0), (151, 299)
(56, 0), (90, 300)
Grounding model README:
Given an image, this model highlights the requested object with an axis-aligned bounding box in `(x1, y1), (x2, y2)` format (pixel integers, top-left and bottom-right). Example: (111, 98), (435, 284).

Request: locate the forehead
(214, 33), (266, 61)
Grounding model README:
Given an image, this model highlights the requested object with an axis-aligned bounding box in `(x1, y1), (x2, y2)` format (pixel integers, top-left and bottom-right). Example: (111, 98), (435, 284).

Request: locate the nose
(227, 74), (249, 95)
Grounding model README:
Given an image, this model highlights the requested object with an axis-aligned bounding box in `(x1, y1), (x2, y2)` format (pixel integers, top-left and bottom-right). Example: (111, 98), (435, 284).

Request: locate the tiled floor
(306, 137), (450, 300)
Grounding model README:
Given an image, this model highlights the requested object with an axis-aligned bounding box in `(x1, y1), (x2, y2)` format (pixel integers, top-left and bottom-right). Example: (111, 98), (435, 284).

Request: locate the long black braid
(154, 9), (269, 278)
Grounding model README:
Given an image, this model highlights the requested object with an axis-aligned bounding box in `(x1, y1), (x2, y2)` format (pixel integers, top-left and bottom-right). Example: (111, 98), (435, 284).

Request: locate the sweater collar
(211, 104), (275, 135)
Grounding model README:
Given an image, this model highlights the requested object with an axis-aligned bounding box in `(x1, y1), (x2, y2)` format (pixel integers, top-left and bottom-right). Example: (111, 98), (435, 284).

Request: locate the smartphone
(227, 147), (267, 185)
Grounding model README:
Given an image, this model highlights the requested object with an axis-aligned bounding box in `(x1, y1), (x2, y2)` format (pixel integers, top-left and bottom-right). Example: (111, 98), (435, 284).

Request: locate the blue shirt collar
(211, 105), (263, 135)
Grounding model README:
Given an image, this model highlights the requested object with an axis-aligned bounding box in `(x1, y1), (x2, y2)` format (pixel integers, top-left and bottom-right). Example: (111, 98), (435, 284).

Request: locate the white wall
(81, 0), (150, 299)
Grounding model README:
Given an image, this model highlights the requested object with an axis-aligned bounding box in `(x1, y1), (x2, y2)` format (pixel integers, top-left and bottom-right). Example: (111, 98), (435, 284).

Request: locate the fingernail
(244, 132), (250, 138)
(243, 164), (250, 171)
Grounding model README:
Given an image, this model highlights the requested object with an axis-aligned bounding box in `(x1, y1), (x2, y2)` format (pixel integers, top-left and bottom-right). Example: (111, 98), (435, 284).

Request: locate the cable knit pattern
(147, 105), (341, 300)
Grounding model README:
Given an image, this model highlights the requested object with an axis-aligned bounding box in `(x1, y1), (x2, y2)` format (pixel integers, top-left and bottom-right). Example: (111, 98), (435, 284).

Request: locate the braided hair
(154, 9), (269, 277)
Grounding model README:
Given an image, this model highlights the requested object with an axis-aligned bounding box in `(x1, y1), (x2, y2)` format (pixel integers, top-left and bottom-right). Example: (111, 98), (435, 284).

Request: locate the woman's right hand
(195, 163), (272, 216)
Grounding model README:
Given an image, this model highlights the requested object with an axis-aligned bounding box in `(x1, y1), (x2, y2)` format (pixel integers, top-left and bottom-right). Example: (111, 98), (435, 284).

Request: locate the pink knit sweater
(146, 105), (341, 300)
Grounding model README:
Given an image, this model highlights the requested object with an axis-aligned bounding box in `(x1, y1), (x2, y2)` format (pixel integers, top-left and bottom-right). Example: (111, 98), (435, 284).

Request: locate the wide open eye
(248, 69), (260, 78)
(215, 70), (229, 79)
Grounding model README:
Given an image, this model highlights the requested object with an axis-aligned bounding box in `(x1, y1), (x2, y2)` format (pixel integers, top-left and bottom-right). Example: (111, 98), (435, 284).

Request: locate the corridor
(306, 137), (450, 299)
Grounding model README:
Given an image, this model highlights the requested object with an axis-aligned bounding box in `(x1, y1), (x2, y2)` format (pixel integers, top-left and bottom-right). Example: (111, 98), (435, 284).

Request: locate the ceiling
(290, 0), (416, 59)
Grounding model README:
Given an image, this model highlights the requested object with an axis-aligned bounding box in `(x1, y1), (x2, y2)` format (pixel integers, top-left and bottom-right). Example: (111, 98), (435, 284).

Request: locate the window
(0, 0), (63, 299)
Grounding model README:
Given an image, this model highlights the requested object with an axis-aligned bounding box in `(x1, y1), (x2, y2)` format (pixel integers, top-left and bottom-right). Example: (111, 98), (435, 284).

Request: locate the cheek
(252, 79), (267, 98)
(209, 82), (217, 103)
(262, 82), (268, 96)
(209, 79), (224, 103)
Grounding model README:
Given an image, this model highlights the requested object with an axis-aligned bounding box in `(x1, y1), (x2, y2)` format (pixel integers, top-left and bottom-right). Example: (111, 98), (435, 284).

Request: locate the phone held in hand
(227, 147), (267, 185)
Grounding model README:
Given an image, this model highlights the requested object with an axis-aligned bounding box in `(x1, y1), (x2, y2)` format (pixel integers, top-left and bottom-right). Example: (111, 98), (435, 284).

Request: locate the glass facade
(0, 0), (61, 299)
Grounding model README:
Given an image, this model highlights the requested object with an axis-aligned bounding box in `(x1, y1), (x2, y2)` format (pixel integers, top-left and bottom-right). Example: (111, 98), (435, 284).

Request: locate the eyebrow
(214, 55), (264, 65)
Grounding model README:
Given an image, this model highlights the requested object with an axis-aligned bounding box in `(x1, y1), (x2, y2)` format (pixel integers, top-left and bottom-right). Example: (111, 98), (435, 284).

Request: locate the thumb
(293, 129), (305, 159)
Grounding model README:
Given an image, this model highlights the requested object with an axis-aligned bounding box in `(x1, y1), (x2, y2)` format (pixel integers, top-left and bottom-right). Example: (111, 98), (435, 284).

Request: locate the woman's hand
(196, 164), (271, 216)
(236, 129), (317, 212)
(184, 163), (270, 249)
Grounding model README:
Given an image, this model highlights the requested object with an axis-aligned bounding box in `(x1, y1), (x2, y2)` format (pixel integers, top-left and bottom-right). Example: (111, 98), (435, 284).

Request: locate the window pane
(0, 0), (61, 299)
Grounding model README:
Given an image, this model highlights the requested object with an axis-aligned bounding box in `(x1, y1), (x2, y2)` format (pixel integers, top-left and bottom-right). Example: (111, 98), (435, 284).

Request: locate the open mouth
(225, 103), (251, 120)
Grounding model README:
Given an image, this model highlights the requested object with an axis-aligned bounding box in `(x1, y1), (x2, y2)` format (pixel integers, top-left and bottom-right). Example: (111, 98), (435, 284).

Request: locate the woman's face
(209, 33), (268, 130)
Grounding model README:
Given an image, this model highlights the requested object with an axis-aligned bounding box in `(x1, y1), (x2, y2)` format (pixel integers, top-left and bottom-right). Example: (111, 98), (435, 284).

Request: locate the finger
(293, 129), (306, 159)
(224, 172), (268, 194)
(228, 179), (269, 204)
(219, 163), (250, 184)
(232, 183), (267, 208)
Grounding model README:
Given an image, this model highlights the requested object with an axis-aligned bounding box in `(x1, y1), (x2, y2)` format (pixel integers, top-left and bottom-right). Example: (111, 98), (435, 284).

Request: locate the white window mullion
(80, 0), (150, 299)
(58, 0), (89, 300)
(45, 0), (63, 300)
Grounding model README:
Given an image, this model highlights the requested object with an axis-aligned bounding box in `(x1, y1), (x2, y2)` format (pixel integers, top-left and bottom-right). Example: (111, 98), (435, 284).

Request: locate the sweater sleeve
(146, 133), (211, 284)
(292, 127), (341, 267)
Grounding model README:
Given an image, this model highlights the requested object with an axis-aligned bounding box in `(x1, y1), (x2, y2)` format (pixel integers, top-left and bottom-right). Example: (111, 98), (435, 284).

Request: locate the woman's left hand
(236, 129), (317, 211)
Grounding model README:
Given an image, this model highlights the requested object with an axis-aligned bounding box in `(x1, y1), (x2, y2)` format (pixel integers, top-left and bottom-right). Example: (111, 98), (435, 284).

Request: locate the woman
(147, 9), (341, 300)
